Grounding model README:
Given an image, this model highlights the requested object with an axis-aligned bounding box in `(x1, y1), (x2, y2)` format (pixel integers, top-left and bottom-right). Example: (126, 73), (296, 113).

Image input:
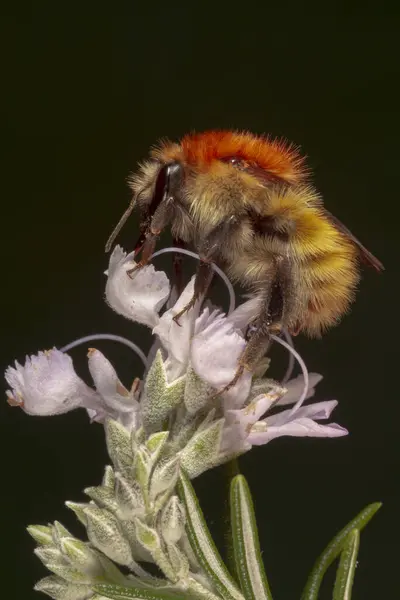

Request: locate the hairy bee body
(126, 130), (375, 337)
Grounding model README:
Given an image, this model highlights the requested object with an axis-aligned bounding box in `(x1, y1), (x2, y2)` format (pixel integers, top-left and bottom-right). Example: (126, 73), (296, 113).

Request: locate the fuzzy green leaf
(179, 419), (224, 479)
(301, 502), (381, 600)
(27, 524), (53, 546)
(65, 501), (89, 527)
(105, 419), (133, 476)
(230, 475), (273, 600)
(177, 470), (244, 600)
(142, 350), (185, 432)
(333, 529), (360, 600)
(34, 575), (91, 600)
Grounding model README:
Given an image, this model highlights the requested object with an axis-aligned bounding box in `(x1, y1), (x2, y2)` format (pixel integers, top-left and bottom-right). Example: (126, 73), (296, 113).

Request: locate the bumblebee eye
(221, 156), (246, 168)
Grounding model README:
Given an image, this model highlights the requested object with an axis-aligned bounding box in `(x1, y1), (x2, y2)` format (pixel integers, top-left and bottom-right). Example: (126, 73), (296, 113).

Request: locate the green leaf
(105, 419), (133, 476)
(145, 431), (170, 463)
(34, 575), (91, 600)
(183, 366), (213, 415)
(103, 465), (116, 490)
(230, 475), (273, 600)
(65, 501), (89, 526)
(179, 419), (224, 479)
(27, 524), (53, 546)
(177, 470), (244, 600)
(301, 502), (381, 600)
(84, 505), (133, 568)
(333, 529), (360, 600)
(85, 485), (118, 513)
(142, 350), (185, 433)
(94, 583), (191, 600)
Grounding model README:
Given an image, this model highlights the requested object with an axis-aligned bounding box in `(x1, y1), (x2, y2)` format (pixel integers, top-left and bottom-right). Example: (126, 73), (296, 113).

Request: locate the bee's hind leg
(211, 326), (274, 398)
(212, 260), (290, 397)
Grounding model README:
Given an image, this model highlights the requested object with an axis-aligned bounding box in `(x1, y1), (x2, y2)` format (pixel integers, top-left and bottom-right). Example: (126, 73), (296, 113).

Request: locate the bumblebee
(106, 130), (383, 391)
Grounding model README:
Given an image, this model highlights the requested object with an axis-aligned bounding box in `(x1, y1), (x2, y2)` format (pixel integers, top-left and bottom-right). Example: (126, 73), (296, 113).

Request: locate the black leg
(212, 257), (293, 397)
(172, 217), (239, 324)
(127, 197), (175, 276)
(172, 237), (186, 296)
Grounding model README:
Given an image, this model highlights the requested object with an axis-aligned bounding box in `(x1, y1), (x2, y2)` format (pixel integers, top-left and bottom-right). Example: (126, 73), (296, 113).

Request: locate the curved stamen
(270, 333), (309, 414)
(151, 247), (236, 315)
(60, 334), (148, 368)
(281, 329), (295, 383)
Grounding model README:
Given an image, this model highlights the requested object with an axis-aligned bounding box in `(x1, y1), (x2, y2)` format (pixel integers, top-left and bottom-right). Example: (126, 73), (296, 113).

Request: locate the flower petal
(226, 296), (261, 331)
(5, 349), (99, 416)
(248, 418), (348, 445)
(277, 373), (323, 406)
(87, 348), (139, 415)
(105, 245), (170, 328)
(191, 308), (247, 388)
(153, 277), (201, 379)
(267, 400), (339, 427)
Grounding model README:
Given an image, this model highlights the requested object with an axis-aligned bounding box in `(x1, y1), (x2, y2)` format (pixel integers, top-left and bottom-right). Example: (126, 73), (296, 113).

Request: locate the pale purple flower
(222, 376), (347, 453)
(153, 277), (201, 381)
(5, 349), (97, 416)
(190, 307), (252, 407)
(5, 348), (139, 428)
(5, 245), (348, 460)
(105, 245), (170, 328)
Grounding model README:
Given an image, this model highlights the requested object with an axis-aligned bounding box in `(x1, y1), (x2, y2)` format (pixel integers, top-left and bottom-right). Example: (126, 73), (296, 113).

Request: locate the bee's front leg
(127, 198), (174, 277)
(128, 162), (184, 277)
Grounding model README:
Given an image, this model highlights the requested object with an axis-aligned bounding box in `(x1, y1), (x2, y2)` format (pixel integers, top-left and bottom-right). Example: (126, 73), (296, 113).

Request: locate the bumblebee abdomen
(299, 244), (360, 336)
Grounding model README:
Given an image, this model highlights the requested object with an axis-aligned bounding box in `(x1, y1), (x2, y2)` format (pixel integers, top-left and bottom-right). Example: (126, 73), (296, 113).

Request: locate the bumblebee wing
(323, 209), (384, 271)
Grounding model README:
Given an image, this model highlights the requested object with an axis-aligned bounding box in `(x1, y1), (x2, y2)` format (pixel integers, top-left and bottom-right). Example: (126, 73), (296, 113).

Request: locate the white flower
(190, 307), (252, 406)
(222, 376), (347, 452)
(5, 246), (348, 471)
(5, 348), (140, 429)
(105, 245), (170, 328)
(5, 349), (98, 416)
(153, 277), (201, 381)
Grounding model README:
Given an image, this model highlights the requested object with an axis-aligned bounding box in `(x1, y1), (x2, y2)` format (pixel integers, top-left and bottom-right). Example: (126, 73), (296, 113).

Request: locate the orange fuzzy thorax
(154, 130), (307, 184)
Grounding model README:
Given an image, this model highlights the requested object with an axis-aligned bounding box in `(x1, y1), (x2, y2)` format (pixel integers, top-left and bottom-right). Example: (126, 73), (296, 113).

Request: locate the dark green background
(1, 3), (398, 598)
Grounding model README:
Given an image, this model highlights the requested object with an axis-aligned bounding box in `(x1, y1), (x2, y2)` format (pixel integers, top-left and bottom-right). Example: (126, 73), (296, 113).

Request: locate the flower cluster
(5, 245), (348, 599)
(5, 246), (346, 453)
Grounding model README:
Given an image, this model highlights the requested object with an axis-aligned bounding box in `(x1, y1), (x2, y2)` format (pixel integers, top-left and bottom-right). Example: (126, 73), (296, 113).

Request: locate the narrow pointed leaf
(301, 502), (381, 600)
(94, 583), (191, 600)
(105, 419), (133, 476)
(230, 475), (273, 600)
(333, 529), (360, 600)
(179, 419), (224, 479)
(27, 524), (53, 546)
(65, 501), (89, 526)
(103, 465), (116, 489)
(34, 575), (91, 600)
(177, 470), (244, 600)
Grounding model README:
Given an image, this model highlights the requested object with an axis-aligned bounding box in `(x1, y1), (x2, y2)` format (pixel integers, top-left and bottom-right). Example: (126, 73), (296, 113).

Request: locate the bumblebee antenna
(105, 196), (136, 253)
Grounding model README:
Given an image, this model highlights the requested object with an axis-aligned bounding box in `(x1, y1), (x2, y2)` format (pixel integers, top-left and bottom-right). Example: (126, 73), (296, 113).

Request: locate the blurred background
(1, 2), (398, 598)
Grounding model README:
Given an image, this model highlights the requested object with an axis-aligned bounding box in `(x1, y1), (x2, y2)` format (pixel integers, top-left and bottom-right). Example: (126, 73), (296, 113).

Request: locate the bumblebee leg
(213, 259), (291, 397)
(172, 217), (238, 324)
(211, 327), (273, 398)
(127, 199), (174, 277)
(128, 162), (184, 276)
(172, 237), (187, 296)
(172, 259), (214, 324)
